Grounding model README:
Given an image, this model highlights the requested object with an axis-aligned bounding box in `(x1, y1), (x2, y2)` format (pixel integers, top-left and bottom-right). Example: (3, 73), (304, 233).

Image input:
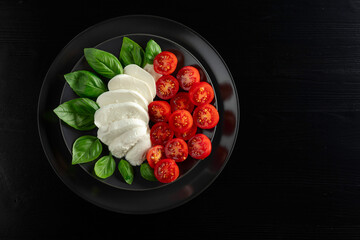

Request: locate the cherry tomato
(193, 104), (219, 129)
(150, 122), (174, 146)
(156, 75), (179, 100)
(170, 92), (195, 113)
(188, 134), (212, 159)
(165, 138), (188, 162)
(146, 145), (165, 168)
(188, 82), (214, 106)
(168, 110), (193, 133)
(175, 123), (197, 141)
(153, 51), (178, 75)
(176, 66), (201, 91)
(148, 101), (171, 123)
(154, 159), (180, 183)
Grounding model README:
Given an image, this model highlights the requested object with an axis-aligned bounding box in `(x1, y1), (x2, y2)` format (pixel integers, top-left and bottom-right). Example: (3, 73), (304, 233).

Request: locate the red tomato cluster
(146, 51), (219, 183)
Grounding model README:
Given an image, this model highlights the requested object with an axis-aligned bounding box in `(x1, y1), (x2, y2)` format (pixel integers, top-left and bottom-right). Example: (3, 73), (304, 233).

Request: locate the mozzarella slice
(109, 127), (148, 159)
(96, 89), (148, 110)
(125, 134), (151, 166)
(143, 63), (162, 82)
(94, 102), (149, 129)
(124, 64), (156, 98)
(108, 74), (153, 103)
(97, 119), (147, 145)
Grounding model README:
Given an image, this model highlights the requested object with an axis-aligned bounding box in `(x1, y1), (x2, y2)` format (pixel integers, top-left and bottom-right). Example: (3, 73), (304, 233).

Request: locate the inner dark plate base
(38, 15), (239, 214)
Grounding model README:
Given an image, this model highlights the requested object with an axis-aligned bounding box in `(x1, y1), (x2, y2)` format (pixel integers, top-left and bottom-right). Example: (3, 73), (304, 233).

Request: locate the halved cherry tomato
(148, 101), (171, 123)
(176, 66), (201, 91)
(188, 82), (214, 106)
(156, 75), (179, 100)
(150, 122), (174, 146)
(193, 104), (219, 129)
(153, 51), (178, 75)
(146, 145), (165, 168)
(188, 134), (212, 159)
(175, 123), (197, 141)
(165, 138), (188, 162)
(154, 159), (180, 183)
(170, 92), (195, 113)
(168, 110), (193, 133)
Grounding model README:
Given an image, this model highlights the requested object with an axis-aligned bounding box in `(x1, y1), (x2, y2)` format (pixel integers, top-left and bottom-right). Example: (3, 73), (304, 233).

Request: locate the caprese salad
(53, 37), (219, 185)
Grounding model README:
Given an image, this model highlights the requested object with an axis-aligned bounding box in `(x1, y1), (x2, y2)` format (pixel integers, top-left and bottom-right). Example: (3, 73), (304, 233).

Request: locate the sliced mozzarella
(96, 89), (148, 110)
(108, 74), (153, 103)
(124, 64), (156, 98)
(143, 63), (162, 82)
(94, 102), (149, 129)
(97, 119), (147, 145)
(125, 134), (151, 166)
(109, 126), (148, 159)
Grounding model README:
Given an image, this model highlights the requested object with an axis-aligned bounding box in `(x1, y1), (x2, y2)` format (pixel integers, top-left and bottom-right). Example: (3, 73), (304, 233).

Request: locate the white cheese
(96, 89), (148, 110)
(97, 119), (147, 145)
(124, 64), (156, 99)
(108, 74), (153, 103)
(94, 102), (149, 129)
(125, 134), (151, 166)
(109, 126), (148, 159)
(93, 65), (158, 165)
(143, 63), (162, 82)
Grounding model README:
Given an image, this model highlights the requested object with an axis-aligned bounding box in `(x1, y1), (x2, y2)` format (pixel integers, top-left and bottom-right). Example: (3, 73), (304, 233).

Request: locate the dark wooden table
(2, 0), (360, 238)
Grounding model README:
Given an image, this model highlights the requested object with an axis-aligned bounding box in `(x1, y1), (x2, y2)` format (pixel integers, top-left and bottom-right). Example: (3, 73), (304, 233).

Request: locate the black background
(2, 0), (360, 239)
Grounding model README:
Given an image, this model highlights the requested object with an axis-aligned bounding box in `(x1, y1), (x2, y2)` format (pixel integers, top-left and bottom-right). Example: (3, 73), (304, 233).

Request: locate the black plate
(37, 15), (239, 214)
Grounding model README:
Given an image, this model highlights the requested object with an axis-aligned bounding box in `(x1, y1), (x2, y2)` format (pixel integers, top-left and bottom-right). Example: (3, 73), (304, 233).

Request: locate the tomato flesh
(154, 159), (180, 183)
(168, 110), (193, 133)
(175, 123), (197, 141)
(176, 66), (201, 91)
(150, 122), (174, 146)
(156, 75), (179, 100)
(153, 51), (178, 75)
(170, 92), (195, 113)
(188, 134), (212, 159)
(189, 82), (214, 106)
(193, 104), (219, 129)
(148, 101), (171, 123)
(165, 138), (188, 162)
(146, 145), (165, 168)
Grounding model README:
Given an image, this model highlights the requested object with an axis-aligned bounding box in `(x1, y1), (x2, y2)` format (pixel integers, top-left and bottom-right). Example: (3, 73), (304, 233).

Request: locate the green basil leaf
(64, 70), (107, 98)
(94, 154), (116, 179)
(72, 135), (102, 164)
(119, 37), (145, 67)
(53, 98), (99, 131)
(144, 39), (161, 64)
(84, 48), (123, 79)
(118, 159), (134, 184)
(140, 163), (157, 181)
